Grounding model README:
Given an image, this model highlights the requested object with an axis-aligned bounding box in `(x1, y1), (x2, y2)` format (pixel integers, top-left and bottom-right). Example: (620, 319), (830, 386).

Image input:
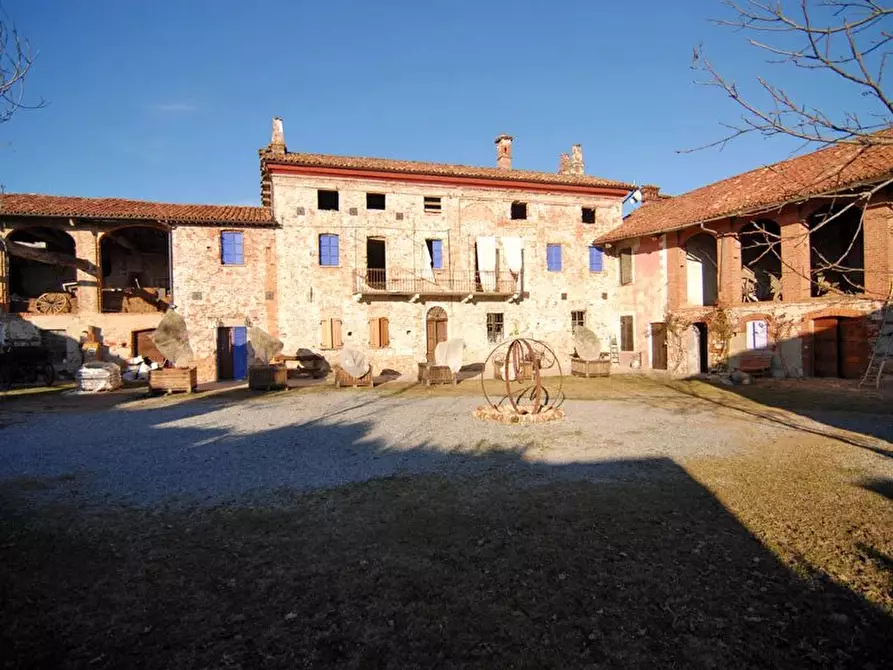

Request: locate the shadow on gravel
(1, 403), (893, 669)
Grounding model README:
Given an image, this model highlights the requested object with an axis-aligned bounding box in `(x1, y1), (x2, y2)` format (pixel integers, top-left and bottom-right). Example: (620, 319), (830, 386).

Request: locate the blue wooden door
(232, 326), (248, 380)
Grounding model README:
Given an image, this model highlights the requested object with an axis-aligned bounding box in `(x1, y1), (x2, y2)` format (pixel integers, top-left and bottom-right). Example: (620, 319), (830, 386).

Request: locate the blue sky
(0, 0), (879, 205)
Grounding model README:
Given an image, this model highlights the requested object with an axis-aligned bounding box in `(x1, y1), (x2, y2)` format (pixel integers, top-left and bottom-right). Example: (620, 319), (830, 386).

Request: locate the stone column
(779, 216), (812, 302)
(72, 228), (100, 314)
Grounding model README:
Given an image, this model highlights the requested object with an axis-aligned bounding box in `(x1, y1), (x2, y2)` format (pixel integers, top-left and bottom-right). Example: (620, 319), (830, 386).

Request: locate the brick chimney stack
(640, 184), (662, 204)
(495, 134), (513, 169)
(270, 117), (286, 155)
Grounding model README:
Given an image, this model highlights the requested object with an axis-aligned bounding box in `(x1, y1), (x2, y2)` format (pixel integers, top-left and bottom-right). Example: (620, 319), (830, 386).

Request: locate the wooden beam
(6, 240), (98, 275)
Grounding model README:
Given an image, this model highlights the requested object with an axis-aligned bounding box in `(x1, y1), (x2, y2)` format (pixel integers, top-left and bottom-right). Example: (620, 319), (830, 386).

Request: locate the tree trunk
(5, 240), (98, 275)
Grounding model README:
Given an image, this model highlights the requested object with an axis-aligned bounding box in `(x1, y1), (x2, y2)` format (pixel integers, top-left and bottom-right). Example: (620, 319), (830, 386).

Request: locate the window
(318, 189), (339, 211)
(511, 201), (527, 220)
(424, 196), (442, 213)
(546, 244), (562, 272)
(487, 312), (504, 344)
(620, 316), (634, 352)
(220, 231), (243, 265)
(426, 239), (443, 269)
(582, 207), (596, 224)
(619, 248), (633, 285)
(366, 193), (386, 210)
(369, 317), (390, 348)
(319, 234), (340, 267)
(746, 320), (769, 350)
(320, 318), (343, 350)
(571, 310), (586, 331)
(589, 245), (603, 272)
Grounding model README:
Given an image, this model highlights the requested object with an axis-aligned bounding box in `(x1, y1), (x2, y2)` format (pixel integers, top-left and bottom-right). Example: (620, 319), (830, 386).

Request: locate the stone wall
(171, 225), (278, 383)
(270, 173), (626, 375)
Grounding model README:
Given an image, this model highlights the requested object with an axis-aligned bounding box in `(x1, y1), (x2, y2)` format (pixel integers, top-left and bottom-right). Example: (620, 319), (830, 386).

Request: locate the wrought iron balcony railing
(355, 269), (519, 297)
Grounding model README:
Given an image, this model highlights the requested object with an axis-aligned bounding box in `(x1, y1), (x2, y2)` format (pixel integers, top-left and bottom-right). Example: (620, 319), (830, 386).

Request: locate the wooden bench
(736, 350), (774, 376)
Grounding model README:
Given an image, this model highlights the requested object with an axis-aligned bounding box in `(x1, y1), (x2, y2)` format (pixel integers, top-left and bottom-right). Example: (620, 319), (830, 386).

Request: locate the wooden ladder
(860, 283), (893, 390)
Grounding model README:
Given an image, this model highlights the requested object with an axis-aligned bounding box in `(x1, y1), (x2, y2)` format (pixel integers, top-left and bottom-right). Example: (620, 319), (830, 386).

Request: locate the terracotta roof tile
(261, 148), (634, 191)
(598, 134), (893, 243)
(0, 193), (276, 225)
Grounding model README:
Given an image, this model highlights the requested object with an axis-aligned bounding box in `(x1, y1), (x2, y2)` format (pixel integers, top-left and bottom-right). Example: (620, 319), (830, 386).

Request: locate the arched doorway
(6, 228), (77, 313)
(684, 234), (718, 306)
(740, 219), (782, 301)
(425, 306), (448, 362)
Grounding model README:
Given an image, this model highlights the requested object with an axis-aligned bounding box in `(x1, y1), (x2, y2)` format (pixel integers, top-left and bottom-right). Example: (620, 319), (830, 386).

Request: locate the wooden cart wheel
(35, 292), (71, 314)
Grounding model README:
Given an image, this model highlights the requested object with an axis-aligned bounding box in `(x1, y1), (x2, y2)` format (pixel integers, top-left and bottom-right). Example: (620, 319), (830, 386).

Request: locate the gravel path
(0, 390), (850, 507)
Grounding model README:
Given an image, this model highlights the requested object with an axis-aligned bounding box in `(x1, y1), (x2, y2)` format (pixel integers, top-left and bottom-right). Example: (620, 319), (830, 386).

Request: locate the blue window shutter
(431, 240), (443, 269)
(319, 234), (339, 266)
(547, 244), (562, 272)
(221, 231), (243, 265)
(589, 246), (603, 272)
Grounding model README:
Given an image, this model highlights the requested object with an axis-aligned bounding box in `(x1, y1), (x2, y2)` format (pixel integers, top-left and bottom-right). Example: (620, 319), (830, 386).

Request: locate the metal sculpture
(478, 337), (565, 422)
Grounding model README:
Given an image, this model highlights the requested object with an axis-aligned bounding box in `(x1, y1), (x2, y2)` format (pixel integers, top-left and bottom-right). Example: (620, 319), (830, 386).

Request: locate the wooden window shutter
(321, 319), (332, 349)
(620, 249), (632, 285)
(369, 318), (381, 348)
(332, 318), (343, 349)
(380, 317), (389, 347)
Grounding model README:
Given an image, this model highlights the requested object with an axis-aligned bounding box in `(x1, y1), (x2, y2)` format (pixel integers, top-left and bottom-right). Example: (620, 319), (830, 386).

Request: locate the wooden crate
(249, 364), (288, 390)
(570, 357), (611, 378)
(418, 362), (456, 385)
(149, 367), (197, 394)
(333, 365), (373, 388)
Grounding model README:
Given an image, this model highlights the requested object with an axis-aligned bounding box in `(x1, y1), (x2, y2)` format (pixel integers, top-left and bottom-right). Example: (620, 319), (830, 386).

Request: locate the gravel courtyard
(3, 381), (893, 668)
(0, 388), (813, 507)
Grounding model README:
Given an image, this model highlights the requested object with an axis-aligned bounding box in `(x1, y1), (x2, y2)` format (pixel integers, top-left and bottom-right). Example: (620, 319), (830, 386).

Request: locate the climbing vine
(704, 304), (736, 371)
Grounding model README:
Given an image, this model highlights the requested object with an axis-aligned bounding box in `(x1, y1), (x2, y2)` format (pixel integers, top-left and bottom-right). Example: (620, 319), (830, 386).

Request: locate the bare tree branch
(0, 5), (43, 124)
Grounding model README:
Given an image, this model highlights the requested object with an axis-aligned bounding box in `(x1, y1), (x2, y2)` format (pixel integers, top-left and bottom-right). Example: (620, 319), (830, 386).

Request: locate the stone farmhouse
(598, 136), (893, 379)
(1, 118), (891, 383)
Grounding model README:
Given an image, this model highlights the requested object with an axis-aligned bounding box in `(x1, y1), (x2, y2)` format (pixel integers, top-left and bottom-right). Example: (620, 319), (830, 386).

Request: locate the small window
(426, 239), (443, 269)
(318, 190), (339, 211)
(589, 245), (604, 272)
(582, 207), (596, 224)
(619, 248), (633, 285)
(487, 312), (504, 344)
(220, 231), (244, 265)
(369, 317), (390, 348)
(511, 201), (527, 220)
(620, 315), (634, 352)
(424, 196), (442, 213)
(746, 320), (769, 350)
(320, 318), (343, 350)
(571, 310), (586, 331)
(546, 244), (562, 272)
(366, 193), (386, 210)
(319, 234), (340, 267)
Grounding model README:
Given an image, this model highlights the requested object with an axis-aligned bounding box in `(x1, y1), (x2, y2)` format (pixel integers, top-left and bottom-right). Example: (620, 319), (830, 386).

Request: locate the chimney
(558, 145), (584, 175)
(559, 153), (570, 174)
(495, 134), (513, 169)
(640, 184), (662, 204)
(270, 117), (286, 155)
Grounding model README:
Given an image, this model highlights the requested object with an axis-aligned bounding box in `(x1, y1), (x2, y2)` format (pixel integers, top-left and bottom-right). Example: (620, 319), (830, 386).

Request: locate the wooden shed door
(133, 329), (165, 364)
(425, 308), (448, 362)
(813, 317), (839, 377)
(650, 322), (667, 370)
(217, 327), (235, 380)
(839, 318), (866, 379)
